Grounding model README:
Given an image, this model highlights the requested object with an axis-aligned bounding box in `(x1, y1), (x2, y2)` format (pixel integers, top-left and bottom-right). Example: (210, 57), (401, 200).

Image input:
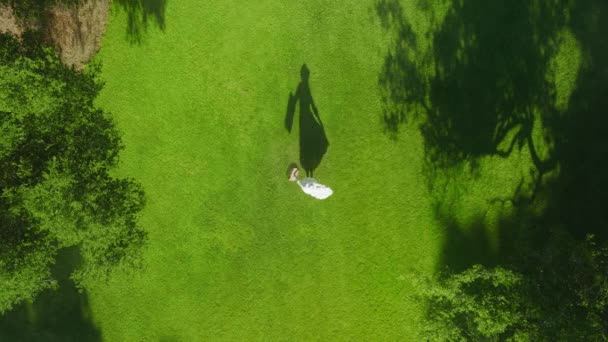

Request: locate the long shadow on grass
(378, 0), (608, 337)
(285, 64), (329, 177)
(114, 0), (167, 44)
(0, 247), (101, 342)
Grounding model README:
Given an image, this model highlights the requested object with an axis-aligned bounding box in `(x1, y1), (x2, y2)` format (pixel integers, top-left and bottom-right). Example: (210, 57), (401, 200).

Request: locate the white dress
(296, 178), (333, 200)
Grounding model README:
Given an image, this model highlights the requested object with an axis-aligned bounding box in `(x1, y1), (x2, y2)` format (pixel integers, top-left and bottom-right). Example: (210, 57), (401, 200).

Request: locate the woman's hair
(286, 163), (299, 179)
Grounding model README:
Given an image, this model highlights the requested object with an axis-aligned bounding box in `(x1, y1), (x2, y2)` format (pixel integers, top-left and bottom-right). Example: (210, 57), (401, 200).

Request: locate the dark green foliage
(416, 265), (527, 341)
(0, 32), (146, 313)
(0, 247), (101, 341)
(418, 235), (608, 341)
(520, 233), (608, 340)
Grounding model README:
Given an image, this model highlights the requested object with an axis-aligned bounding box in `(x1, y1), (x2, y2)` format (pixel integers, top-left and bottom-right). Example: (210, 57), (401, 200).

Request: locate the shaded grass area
(89, 0), (440, 340)
(0, 247), (100, 342)
(377, 0), (608, 298)
(378, 0), (608, 337)
(113, 0), (167, 44)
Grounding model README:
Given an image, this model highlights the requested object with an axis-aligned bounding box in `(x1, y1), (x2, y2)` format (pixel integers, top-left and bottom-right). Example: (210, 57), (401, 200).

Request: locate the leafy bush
(0, 32), (146, 313)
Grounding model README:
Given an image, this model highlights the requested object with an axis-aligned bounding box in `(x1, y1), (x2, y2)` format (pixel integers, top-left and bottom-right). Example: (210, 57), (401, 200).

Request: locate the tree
(520, 233), (608, 340)
(0, 32), (146, 314)
(416, 234), (608, 341)
(415, 265), (530, 341)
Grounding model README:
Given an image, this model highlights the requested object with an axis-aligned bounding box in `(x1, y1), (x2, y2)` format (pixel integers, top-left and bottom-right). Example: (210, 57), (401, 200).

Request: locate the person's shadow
(284, 64), (329, 177)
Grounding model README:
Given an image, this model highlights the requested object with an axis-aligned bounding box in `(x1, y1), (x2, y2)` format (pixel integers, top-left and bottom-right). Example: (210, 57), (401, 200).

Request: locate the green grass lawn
(88, 0), (587, 340)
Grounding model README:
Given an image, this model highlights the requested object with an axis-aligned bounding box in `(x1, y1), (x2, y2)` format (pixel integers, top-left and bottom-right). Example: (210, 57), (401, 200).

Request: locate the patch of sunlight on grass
(431, 105), (564, 245)
(429, 136), (536, 233)
(549, 27), (583, 112)
(89, 1), (441, 340)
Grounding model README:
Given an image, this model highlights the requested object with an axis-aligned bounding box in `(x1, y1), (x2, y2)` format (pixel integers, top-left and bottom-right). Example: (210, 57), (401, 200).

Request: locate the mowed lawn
(89, 0), (545, 340)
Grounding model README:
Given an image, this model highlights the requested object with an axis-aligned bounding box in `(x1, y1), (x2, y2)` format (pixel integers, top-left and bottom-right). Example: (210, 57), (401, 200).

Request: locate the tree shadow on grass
(378, 0), (564, 171)
(0, 247), (101, 342)
(539, 0), (608, 242)
(436, 212), (500, 273)
(378, 1), (608, 336)
(114, 0), (167, 44)
(377, 0), (608, 268)
(285, 64), (330, 178)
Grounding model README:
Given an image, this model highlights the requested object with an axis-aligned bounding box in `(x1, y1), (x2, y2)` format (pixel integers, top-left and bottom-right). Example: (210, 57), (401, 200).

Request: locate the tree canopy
(416, 234), (608, 341)
(0, 32), (146, 314)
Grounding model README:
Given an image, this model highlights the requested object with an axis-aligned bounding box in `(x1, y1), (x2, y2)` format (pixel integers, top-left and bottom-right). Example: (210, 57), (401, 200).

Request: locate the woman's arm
(284, 90), (298, 132)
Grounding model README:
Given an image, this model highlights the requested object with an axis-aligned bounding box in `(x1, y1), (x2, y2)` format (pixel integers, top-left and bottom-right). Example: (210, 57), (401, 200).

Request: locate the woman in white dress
(287, 163), (333, 200)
